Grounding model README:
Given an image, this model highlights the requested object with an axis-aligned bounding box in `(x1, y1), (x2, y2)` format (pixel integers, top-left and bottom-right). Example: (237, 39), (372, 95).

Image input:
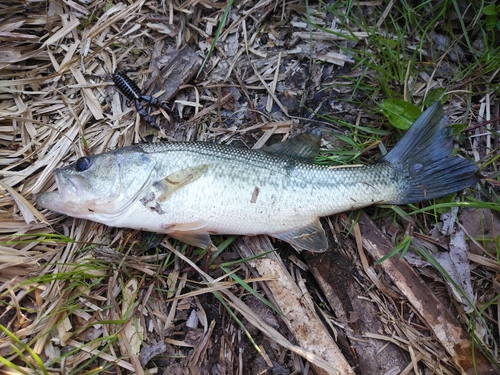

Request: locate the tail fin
(382, 102), (479, 204)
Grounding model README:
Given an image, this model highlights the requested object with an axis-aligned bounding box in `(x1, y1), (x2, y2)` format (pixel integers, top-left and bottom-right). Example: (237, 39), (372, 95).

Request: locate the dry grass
(1, 0), (499, 374)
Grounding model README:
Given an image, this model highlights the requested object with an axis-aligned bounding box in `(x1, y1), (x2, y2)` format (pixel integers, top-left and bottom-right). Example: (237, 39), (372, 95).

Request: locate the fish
(37, 103), (479, 252)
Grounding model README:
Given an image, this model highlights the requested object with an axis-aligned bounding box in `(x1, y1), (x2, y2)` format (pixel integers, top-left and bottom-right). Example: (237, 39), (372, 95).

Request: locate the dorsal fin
(259, 131), (321, 162)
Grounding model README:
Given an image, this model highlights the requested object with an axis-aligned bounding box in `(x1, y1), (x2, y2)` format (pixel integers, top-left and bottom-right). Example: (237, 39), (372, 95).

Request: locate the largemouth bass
(37, 103), (479, 252)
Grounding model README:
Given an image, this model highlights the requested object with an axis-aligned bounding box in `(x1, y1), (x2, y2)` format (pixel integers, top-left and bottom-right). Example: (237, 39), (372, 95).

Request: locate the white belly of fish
(108, 172), (314, 235)
(104, 161), (398, 239)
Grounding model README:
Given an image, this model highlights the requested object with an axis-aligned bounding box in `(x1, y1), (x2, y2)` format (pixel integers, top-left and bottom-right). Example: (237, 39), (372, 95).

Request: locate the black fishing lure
(113, 72), (170, 129)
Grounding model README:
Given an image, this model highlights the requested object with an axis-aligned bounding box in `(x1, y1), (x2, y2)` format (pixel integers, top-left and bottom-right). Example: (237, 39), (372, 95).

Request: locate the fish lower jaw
(36, 193), (115, 221)
(36, 191), (67, 211)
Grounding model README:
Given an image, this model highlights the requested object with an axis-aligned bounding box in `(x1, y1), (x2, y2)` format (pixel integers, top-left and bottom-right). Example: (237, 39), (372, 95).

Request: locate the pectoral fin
(271, 219), (328, 252)
(154, 164), (209, 202)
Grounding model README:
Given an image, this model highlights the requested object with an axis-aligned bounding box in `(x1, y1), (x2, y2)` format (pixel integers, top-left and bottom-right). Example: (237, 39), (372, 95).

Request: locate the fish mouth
(50, 168), (85, 202)
(55, 169), (84, 200)
(37, 165), (149, 217)
(36, 169), (86, 214)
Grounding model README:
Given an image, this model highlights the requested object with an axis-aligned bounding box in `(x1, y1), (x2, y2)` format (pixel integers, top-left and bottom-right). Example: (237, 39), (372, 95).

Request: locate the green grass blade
(220, 264), (283, 317)
(375, 235), (412, 264)
(211, 290), (263, 354)
(197, 0), (235, 77)
(0, 324), (49, 375)
(0, 353), (30, 374)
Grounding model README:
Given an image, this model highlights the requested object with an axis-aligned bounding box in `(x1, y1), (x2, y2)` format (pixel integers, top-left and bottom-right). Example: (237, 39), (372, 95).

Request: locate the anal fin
(270, 218), (328, 252)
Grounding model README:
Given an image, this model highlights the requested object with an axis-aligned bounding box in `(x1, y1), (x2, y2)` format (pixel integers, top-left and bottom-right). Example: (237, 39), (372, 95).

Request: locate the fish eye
(74, 156), (92, 172)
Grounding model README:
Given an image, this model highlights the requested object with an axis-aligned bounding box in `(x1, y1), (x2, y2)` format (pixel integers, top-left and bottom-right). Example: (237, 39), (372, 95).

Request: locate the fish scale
(37, 103), (479, 252)
(140, 142), (396, 217)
